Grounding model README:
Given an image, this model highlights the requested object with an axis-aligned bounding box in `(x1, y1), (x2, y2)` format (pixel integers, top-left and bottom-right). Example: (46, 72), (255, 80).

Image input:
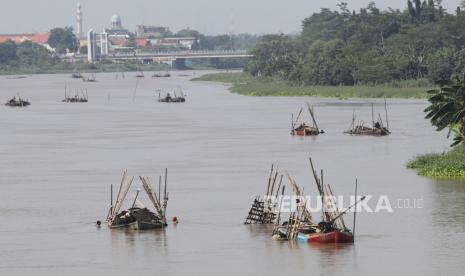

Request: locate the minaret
(76, 2), (83, 39)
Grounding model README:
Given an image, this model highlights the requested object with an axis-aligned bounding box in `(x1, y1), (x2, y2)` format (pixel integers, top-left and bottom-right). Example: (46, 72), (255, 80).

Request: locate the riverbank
(192, 72), (432, 98)
(0, 62), (173, 76)
(407, 145), (465, 177)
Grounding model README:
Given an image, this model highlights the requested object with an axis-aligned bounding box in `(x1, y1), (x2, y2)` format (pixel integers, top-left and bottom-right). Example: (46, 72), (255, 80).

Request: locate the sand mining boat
(345, 99), (391, 136)
(62, 87), (88, 103)
(107, 170), (169, 230)
(153, 72), (171, 78)
(71, 72), (83, 79)
(82, 74), (97, 82)
(158, 90), (186, 103)
(5, 96), (30, 107)
(272, 158), (365, 244)
(291, 103), (324, 136)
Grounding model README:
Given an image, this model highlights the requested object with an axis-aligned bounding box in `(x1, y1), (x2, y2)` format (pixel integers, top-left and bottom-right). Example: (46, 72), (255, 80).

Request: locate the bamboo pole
(110, 176), (134, 226)
(384, 97), (389, 131)
(293, 108), (303, 129)
(274, 175), (284, 200)
(272, 185), (286, 236)
(291, 113), (294, 134)
(112, 170), (127, 218)
(131, 189), (141, 209)
(266, 164), (274, 197)
(110, 184), (113, 218)
(269, 167), (279, 199)
(353, 179), (358, 239)
(371, 103), (375, 128)
(306, 102), (319, 131)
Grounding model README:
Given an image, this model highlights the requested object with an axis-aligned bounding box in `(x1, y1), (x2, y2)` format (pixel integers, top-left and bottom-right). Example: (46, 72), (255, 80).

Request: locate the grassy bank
(0, 62), (172, 76)
(192, 72), (432, 98)
(407, 145), (465, 177)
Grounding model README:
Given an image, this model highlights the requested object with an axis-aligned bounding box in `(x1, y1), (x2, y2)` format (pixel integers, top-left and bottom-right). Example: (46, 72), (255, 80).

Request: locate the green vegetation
(0, 59), (170, 75)
(407, 145), (465, 177)
(245, 1), (465, 86)
(424, 75), (465, 146)
(408, 74), (465, 177)
(193, 72), (431, 98)
(48, 27), (79, 54)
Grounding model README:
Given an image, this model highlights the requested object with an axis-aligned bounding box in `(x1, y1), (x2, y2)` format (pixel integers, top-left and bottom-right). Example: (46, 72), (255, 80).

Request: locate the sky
(0, 0), (462, 35)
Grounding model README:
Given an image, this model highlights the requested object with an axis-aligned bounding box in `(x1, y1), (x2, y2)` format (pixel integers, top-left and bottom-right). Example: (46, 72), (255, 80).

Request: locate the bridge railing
(60, 49), (251, 59)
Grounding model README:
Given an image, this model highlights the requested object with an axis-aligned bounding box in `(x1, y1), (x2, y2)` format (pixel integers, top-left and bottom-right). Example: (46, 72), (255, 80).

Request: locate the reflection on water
(0, 71), (464, 275)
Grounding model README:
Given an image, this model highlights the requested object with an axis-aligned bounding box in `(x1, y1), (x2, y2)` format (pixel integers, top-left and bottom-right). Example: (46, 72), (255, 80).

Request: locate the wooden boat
(296, 229), (354, 243)
(5, 96), (30, 107)
(107, 170), (170, 231)
(136, 70), (145, 78)
(272, 158), (365, 244)
(291, 103), (324, 136)
(82, 74), (97, 82)
(62, 87), (88, 103)
(153, 72), (171, 78)
(71, 72), (83, 79)
(345, 99), (391, 136)
(158, 90), (186, 103)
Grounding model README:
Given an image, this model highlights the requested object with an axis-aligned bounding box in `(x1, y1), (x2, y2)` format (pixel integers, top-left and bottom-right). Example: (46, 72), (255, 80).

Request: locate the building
(137, 25), (171, 38)
(105, 15), (132, 37)
(76, 2), (83, 39)
(134, 36), (196, 50)
(103, 15), (135, 53)
(87, 29), (97, 62)
(0, 33), (50, 45)
(100, 31), (109, 56)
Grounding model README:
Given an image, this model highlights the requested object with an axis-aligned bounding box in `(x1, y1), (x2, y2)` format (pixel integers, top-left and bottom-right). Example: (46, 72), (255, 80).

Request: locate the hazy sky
(0, 0), (462, 35)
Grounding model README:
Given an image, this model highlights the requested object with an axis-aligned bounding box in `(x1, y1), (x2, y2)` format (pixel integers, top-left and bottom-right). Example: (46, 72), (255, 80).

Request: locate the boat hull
(292, 129), (319, 136)
(297, 230), (354, 243)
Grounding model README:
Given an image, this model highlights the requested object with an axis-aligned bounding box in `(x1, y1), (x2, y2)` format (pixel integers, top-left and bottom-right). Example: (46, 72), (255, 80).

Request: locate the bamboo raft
(244, 165), (283, 224)
(345, 99), (391, 136)
(291, 103), (324, 136)
(106, 169), (170, 230)
(271, 158), (365, 243)
(5, 96), (30, 107)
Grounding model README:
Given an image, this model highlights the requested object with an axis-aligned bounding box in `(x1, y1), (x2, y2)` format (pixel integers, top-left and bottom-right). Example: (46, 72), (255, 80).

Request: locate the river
(0, 71), (464, 275)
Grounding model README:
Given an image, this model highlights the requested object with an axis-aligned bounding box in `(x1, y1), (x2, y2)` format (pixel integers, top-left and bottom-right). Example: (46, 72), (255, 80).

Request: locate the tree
(48, 27), (78, 54)
(0, 40), (18, 63)
(425, 74), (465, 146)
(246, 34), (300, 79)
(16, 41), (53, 65)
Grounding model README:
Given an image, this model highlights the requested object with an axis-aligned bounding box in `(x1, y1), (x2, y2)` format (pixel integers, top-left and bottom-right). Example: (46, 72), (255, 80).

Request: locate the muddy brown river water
(0, 71), (464, 275)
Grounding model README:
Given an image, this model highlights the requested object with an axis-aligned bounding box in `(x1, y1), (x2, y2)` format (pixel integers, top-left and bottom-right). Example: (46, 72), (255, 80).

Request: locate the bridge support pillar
(210, 57), (220, 68)
(173, 58), (187, 70)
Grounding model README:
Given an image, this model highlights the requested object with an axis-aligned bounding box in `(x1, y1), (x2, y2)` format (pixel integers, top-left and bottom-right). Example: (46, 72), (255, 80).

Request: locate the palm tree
(425, 74), (465, 146)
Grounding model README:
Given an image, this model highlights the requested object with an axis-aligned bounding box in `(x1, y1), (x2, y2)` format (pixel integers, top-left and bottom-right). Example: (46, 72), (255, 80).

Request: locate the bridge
(61, 49), (253, 63)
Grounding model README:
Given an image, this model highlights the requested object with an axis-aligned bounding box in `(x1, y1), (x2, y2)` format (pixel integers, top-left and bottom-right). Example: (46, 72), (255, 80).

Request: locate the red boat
(291, 103), (324, 136)
(297, 230), (354, 243)
(292, 124), (320, 136)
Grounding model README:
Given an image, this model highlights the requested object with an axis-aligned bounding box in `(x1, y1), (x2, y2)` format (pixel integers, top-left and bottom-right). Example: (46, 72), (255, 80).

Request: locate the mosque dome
(110, 15), (122, 29)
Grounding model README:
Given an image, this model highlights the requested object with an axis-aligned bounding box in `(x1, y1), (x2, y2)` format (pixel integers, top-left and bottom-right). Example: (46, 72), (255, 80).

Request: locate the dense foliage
(246, 1), (465, 85)
(48, 27), (79, 54)
(425, 74), (465, 146)
(0, 40), (56, 68)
